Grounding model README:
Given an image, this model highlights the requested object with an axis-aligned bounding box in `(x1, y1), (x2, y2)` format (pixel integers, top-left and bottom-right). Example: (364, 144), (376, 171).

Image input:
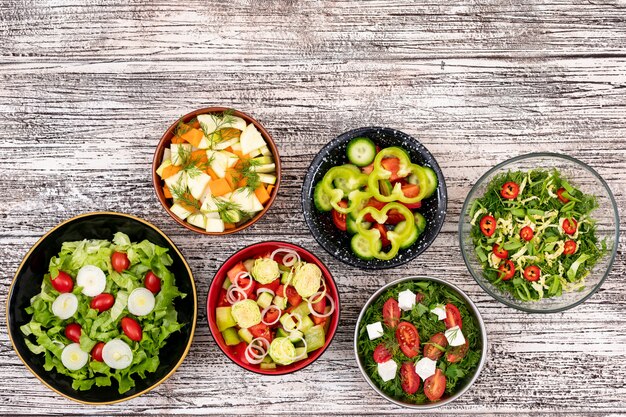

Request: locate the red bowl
(207, 241), (340, 375)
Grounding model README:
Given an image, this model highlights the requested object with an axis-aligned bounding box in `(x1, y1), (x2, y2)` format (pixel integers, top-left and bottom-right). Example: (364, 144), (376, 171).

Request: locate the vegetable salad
(20, 233), (185, 393)
(156, 110), (277, 232)
(470, 169), (607, 301)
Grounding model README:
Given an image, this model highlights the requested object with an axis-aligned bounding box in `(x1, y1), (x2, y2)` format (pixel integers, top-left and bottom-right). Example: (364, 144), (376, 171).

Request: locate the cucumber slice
(422, 166), (438, 198)
(346, 137), (376, 167)
(313, 182), (332, 212)
(346, 216), (358, 235)
(216, 306), (237, 331)
(350, 233), (381, 260)
(221, 327), (241, 346)
(257, 173), (277, 185)
(414, 212), (427, 234)
(237, 328), (253, 344)
(290, 302), (311, 319)
(294, 347), (308, 360)
(299, 315), (314, 333)
(256, 292), (273, 309)
(395, 221), (419, 250)
(304, 324), (326, 353)
(260, 362), (276, 370)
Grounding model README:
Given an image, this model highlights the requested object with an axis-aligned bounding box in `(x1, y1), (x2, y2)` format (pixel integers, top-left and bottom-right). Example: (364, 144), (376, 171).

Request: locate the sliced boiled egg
(76, 265), (106, 297)
(127, 288), (155, 316)
(61, 343), (88, 371)
(102, 339), (133, 370)
(51, 293), (78, 320)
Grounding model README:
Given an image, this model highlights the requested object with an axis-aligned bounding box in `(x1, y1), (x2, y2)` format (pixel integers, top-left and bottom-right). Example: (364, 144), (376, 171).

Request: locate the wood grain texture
(0, 0), (625, 415)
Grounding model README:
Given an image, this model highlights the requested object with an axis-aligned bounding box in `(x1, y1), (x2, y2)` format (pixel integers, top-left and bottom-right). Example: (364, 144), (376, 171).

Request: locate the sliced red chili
(520, 226), (534, 241)
(562, 218), (577, 235)
(500, 181), (520, 199)
(499, 260), (515, 281)
(557, 188), (570, 203)
(492, 244), (509, 259)
(523, 265), (541, 282)
(563, 240), (577, 255)
(479, 215), (496, 237)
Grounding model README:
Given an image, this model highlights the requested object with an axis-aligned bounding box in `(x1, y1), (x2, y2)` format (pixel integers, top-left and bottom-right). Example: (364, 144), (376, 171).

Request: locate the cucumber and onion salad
(20, 233), (185, 393)
(215, 248), (335, 369)
(313, 137), (437, 261)
(156, 110), (277, 233)
(470, 169), (607, 301)
(357, 280), (481, 404)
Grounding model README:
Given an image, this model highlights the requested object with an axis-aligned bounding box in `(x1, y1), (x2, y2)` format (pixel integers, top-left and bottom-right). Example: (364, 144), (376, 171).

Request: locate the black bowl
(6, 212), (197, 404)
(302, 127), (447, 269)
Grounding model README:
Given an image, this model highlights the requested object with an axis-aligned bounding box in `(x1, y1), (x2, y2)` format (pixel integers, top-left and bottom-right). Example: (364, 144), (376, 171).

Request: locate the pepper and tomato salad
(19, 233), (185, 393)
(215, 248), (335, 369)
(469, 169), (607, 301)
(313, 137), (438, 261)
(357, 280), (482, 404)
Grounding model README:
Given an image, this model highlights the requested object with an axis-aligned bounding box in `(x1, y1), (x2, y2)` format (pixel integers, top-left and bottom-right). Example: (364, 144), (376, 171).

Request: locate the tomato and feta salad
(313, 137), (438, 261)
(156, 110), (277, 232)
(357, 280), (482, 404)
(215, 248), (335, 369)
(20, 233), (185, 393)
(469, 169), (607, 301)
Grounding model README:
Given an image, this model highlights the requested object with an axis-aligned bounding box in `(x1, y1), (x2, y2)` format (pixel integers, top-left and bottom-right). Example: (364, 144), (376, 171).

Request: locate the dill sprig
(199, 109), (238, 149)
(175, 144), (213, 178)
(215, 199), (254, 224)
(170, 181), (200, 211)
(232, 157), (261, 194)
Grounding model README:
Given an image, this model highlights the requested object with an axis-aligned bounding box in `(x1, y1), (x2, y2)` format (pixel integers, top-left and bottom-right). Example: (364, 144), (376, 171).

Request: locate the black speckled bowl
(302, 127), (447, 269)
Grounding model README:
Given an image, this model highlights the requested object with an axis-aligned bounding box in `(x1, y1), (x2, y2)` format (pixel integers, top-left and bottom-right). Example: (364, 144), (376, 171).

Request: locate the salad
(20, 232), (185, 393)
(469, 169), (607, 301)
(156, 110), (277, 232)
(313, 137), (438, 261)
(357, 280), (482, 404)
(215, 247), (335, 369)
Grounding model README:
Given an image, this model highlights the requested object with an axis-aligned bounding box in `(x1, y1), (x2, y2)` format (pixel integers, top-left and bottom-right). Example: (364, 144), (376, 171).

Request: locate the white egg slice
(76, 265), (107, 297)
(51, 293), (78, 320)
(102, 339), (133, 370)
(61, 343), (88, 371)
(127, 288), (155, 316)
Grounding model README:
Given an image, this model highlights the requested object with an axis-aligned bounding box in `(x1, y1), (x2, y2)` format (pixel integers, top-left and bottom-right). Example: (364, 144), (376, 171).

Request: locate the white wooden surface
(1, 0), (625, 415)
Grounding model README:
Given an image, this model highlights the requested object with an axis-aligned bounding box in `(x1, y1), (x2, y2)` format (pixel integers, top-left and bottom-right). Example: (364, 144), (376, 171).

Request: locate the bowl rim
(6, 211), (198, 405)
(459, 151), (621, 313)
(301, 126), (448, 269)
(353, 275), (488, 409)
(206, 240), (341, 375)
(152, 106), (282, 235)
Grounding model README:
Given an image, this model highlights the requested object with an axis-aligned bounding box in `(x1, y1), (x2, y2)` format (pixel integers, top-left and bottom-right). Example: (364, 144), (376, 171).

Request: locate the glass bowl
(459, 153), (619, 313)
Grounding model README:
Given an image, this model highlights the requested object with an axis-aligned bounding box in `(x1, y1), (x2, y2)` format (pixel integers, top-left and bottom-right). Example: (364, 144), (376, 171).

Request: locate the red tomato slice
(500, 181), (520, 199)
(257, 278), (281, 293)
(499, 259), (516, 281)
(332, 200), (348, 231)
(381, 157), (403, 181)
(562, 218), (578, 235)
(382, 298), (400, 328)
(446, 340), (470, 363)
(557, 187), (570, 203)
(423, 332), (448, 361)
(227, 262), (248, 284)
(111, 251), (130, 273)
(217, 289), (230, 307)
(401, 201), (422, 210)
(373, 344), (392, 364)
(443, 303), (462, 329)
(234, 342), (250, 365)
(361, 163), (374, 174)
(479, 215), (496, 237)
(285, 285), (302, 307)
(395, 322), (420, 358)
(51, 271), (73, 293)
(400, 362), (420, 395)
(401, 184), (420, 198)
(563, 240), (577, 255)
(424, 368), (446, 402)
(523, 265), (541, 282)
(248, 323), (273, 343)
(492, 244), (509, 259)
(264, 307), (281, 326)
(373, 223), (390, 247)
(520, 226), (534, 241)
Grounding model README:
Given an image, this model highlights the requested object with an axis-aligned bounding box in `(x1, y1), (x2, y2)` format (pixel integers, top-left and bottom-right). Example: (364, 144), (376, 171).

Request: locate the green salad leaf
(20, 233), (185, 393)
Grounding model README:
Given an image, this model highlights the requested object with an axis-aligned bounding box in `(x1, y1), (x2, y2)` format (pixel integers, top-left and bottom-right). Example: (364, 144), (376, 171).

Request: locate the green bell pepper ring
(320, 166), (369, 213)
(354, 202), (416, 260)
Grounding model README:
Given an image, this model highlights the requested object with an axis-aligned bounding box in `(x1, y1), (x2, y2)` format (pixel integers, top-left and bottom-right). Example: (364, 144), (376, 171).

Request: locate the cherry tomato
(65, 323), (82, 343)
(492, 244), (509, 259)
(332, 200), (348, 231)
(563, 240), (578, 255)
(523, 265), (541, 282)
(400, 362), (420, 395)
(90, 293), (114, 312)
(520, 226), (534, 241)
(562, 218), (578, 235)
(499, 259), (516, 281)
(121, 317), (142, 341)
(446, 339), (470, 363)
(500, 181), (520, 199)
(479, 215), (496, 237)
(401, 184), (420, 198)
(415, 292), (425, 304)
(380, 157), (402, 181)
(557, 187), (570, 203)
(373, 344), (392, 364)
(373, 223), (390, 247)
(395, 322), (420, 358)
(424, 368), (446, 402)
(91, 342), (105, 362)
(111, 251), (130, 273)
(51, 271), (74, 293)
(248, 323), (273, 343)
(423, 332), (448, 361)
(443, 304), (463, 329)
(144, 271), (161, 294)
(382, 298), (400, 328)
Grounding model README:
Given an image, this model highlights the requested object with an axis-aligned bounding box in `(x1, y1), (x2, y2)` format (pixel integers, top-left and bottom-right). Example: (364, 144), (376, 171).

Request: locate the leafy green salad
(20, 232), (185, 393)
(357, 280), (482, 404)
(469, 169), (607, 301)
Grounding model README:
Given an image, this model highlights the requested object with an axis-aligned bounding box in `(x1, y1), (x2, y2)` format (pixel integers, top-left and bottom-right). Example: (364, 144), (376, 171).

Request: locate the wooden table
(1, 1), (624, 415)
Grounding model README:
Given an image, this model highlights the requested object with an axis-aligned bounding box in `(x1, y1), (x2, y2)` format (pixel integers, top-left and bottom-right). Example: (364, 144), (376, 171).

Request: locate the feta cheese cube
(444, 325), (466, 347)
(397, 289), (416, 311)
(431, 304), (447, 321)
(414, 357), (437, 380)
(377, 360), (398, 382)
(366, 322), (384, 340)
